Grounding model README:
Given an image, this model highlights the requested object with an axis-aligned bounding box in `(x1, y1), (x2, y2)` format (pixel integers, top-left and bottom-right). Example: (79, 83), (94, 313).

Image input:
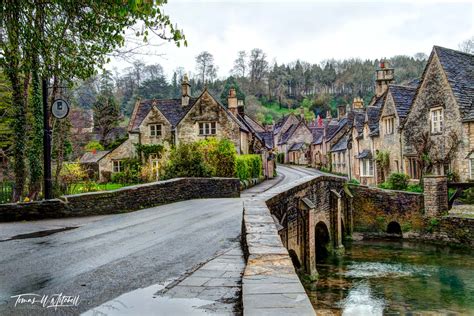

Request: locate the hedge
(236, 154), (262, 181)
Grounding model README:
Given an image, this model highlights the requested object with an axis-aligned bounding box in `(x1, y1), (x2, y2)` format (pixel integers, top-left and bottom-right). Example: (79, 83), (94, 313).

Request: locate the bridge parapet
(241, 174), (349, 315)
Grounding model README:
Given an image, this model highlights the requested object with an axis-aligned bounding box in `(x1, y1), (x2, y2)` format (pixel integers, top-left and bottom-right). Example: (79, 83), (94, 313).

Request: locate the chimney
(299, 107), (305, 121)
(228, 88), (238, 116)
(326, 110), (332, 119)
(352, 97), (364, 110)
(337, 105), (346, 119)
(181, 74), (191, 106)
(375, 59), (394, 97)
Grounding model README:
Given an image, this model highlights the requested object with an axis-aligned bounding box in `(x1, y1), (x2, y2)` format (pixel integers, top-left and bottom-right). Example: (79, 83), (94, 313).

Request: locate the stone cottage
(97, 76), (271, 181)
(275, 113), (313, 164)
(402, 46), (474, 181)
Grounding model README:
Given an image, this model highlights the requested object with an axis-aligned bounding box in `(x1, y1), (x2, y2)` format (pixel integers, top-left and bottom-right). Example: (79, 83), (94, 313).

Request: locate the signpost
(43, 82), (70, 200)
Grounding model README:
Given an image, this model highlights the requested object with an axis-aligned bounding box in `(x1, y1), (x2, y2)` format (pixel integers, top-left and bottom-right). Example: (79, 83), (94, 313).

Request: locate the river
(306, 239), (474, 315)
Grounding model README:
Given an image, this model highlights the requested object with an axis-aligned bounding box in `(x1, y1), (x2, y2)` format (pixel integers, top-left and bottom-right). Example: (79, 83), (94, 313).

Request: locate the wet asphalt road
(0, 165), (319, 315)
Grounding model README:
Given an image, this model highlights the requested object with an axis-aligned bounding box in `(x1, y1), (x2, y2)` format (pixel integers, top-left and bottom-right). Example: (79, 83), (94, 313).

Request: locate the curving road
(0, 165), (319, 315)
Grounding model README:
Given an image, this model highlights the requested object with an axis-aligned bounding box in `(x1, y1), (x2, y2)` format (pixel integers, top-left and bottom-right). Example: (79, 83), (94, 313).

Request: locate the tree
(232, 51), (247, 77)
(458, 37), (474, 54)
(220, 76), (246, 106)
(93, 71), (120, 147)
(1, 0), (186, 199)
(195, 51), (217, 84)
(248, 48), (268, 95)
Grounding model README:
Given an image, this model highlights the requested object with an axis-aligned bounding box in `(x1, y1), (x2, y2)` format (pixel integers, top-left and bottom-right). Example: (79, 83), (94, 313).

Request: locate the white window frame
(113, 160), (122, 173)
(149, 124), (162, 137)
(383, 116), (394, 135)
(199, 122), (217, 136)
(360, 159), (374, 177)
(430, 107), (444, 134)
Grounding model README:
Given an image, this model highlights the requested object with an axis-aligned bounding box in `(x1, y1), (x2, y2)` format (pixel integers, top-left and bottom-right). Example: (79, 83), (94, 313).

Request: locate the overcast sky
(107, 0), (473, 79)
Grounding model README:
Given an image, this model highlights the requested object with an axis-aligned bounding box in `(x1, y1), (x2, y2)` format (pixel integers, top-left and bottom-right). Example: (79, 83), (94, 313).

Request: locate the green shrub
(198, 138), (236, 177)
(162, 142), (211, 179)
(378, 182), (391, 189)
(235, 154), (262, 181)
(387, 173), (409, 190)
(348, 178), (360, 185)
(407, 184), (423, 193)
(111, 158), (142, 184)
(85, 141), (104, 152)
(276, 152), (285, 164)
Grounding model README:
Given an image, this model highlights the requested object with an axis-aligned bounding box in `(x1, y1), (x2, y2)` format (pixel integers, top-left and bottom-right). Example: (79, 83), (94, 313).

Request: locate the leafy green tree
(93, 71), (120, 147)
(220, 76), (246, 106)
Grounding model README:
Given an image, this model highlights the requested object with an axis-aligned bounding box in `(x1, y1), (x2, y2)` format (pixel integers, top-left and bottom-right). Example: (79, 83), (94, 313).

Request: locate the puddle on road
(0, 226), (78, 242)
(82, 282), (215, 316)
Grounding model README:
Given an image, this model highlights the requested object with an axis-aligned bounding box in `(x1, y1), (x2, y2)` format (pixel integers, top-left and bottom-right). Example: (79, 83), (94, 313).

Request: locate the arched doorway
(315, 221), (330, 262)
(387, 221), (402, 238)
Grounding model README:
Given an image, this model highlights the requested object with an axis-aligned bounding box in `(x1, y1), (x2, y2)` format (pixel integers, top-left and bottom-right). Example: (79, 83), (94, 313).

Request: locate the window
(360, 159), (374, 177)
(113, 160), (122, 173)
(430, 107), (443, 133)
(199, 122), (216, 135)
(407, 158), (420, 179)
(471, 159), (474, 179)
(383, 117), (394, 135)
(149, 124), (162, 137)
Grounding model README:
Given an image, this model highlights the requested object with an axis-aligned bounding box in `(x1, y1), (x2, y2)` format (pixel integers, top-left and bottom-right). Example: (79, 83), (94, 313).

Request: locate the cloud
(106, 1), (473, 79)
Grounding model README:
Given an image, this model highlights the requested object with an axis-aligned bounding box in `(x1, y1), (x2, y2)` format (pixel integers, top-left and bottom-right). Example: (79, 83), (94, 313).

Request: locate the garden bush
(387, 173), (409, 190)
(235, 154), (262, 181)
(111, 158), (142, 184)
(162, 142), (211, 179)
(198, 138), (237, 177)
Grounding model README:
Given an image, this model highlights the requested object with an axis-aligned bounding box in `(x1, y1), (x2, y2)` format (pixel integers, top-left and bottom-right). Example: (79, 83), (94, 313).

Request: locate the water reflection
(307, 240), (474, 315)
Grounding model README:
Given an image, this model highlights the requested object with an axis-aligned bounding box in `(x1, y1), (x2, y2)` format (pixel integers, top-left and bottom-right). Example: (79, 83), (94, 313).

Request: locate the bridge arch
(315, 221), (331, 262)
(387, 221), (402, 237)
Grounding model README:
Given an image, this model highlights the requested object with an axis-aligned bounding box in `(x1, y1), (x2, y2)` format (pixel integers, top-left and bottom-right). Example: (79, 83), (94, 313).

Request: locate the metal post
(42, 78), (53, 199)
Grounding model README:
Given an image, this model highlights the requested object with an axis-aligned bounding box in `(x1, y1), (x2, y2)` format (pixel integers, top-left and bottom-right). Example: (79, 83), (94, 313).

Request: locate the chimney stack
(337, 105), (346, 119)
(299, 107), (305, 121)
(237, 99), (245, 116)
(375, 59), (394, 97)
(352, 97), (364, 110)
(326, 110), (332, 119)
(228, 88), (238, 116)
(181, 74), (191, 106)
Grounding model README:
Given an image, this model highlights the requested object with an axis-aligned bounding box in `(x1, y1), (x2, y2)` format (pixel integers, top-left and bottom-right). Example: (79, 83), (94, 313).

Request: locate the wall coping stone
(0, 177), (240, 222)
(242, 174), (346, 315)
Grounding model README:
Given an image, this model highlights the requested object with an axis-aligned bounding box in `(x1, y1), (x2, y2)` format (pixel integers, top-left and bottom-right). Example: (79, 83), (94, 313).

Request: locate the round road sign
(51, 99), (70, 119)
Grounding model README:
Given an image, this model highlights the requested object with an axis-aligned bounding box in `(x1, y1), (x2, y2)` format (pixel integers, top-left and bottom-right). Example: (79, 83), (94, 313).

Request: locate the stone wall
(0, 177), (240, 222)
(350, 184), (425, 233)
(423, 175), (448, 217)
(439, 216), (474, 247)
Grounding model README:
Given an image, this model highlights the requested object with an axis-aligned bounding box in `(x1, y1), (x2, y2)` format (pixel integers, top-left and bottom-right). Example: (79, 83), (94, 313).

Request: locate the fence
(0, 181), (13, 204)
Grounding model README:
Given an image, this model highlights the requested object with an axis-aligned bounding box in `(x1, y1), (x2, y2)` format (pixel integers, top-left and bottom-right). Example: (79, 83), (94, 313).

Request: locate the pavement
(0, 164), (320, 315)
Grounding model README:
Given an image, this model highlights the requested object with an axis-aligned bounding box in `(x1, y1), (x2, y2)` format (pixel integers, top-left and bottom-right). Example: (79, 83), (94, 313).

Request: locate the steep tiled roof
(356, 149), (372, 159)
(389, 85), (417, 122)
(279, 123), (298, 145)
(367, 106), (381, 133)
(241, 115), (265, 133)
(353, 111), (366, 134)
(434, 46), (474, 122)
(129, 98), (197, 132)
(330, 134), (348, 152)
(311, 127), (324, 145)
(257, 131), (274, 149)
(289, 142), (305, 151)
(80, 150), (110, 163)
(273, 115), (291, 135)
(326, 118), (347, 141)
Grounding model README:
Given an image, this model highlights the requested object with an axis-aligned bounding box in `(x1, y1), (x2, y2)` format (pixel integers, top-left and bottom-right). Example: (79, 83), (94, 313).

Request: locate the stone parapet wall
(241, 174), (347, 315)
(423, 176), (448, 217)
(349, 184), (425, 233)
(439, 216), (474, 247)
(0, 178), (240, 222)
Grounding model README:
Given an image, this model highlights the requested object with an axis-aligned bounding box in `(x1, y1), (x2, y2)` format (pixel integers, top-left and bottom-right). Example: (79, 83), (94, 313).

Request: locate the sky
(106, 0), (473, 79)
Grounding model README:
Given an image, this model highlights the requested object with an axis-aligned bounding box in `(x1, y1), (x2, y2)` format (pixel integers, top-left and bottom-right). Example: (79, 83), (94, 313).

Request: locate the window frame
(149, 124), (162, 137)
(383, 116), (394, 135)
(198, 122), (217, 136)
(430, 107), (444, 134)
(360, 159), (374, 177)
(113, 160), (122, 173)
